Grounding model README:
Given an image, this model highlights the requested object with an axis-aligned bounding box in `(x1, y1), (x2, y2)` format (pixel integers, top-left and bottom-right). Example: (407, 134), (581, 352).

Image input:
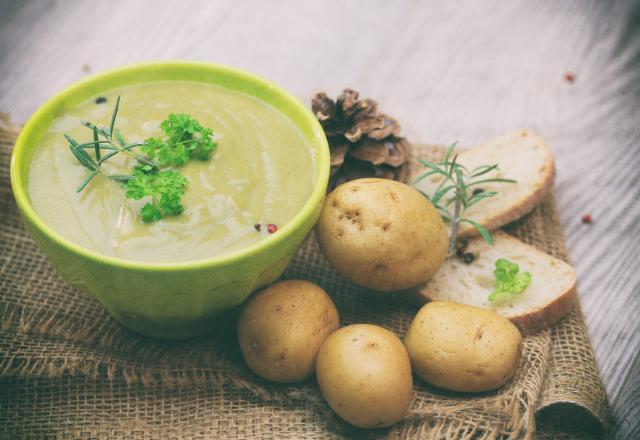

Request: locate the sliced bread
(413, 130), (555, 237)
(411, 231), (576, 334)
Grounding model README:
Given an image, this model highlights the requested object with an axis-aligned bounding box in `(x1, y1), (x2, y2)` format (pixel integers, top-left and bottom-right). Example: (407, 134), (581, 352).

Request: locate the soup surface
(28, 82), (316, 263)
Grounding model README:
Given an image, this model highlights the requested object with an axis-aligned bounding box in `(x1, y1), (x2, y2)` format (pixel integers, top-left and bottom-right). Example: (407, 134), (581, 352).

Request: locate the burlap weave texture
(0, 115), (608, 439)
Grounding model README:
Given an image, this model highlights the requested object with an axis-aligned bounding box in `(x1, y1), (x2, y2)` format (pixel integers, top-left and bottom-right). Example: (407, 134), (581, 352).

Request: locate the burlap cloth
(0, 114), (609, 439)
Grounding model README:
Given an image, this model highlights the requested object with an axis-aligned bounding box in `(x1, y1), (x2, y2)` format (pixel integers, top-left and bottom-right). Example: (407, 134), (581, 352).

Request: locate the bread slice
(412, 130), (555, 237)
(411, 231), (576, 334)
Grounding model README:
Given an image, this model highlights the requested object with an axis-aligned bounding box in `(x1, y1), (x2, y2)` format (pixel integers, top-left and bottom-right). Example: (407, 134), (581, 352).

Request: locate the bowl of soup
(10, 61), (330, 339)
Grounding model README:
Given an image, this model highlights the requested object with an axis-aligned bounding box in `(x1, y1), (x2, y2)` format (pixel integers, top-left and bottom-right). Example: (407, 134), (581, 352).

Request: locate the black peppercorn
(254, 223), (261, 231)
(95, 96), (107, 104)
(472, 188), (484, 196)
(463, 252), (475, 264)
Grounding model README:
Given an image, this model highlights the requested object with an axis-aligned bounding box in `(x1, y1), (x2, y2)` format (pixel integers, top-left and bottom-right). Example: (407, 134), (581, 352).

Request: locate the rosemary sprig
(413, 143), (516, 255)
(64, 95), (156, 193)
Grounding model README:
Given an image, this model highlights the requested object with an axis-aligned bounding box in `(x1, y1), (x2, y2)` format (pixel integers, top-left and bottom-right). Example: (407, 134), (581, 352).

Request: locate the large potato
(316, 178), (448, 291)
(316, 324), (413, 428)
(404, 301), (522, 392)
(237, 280), (340, 383)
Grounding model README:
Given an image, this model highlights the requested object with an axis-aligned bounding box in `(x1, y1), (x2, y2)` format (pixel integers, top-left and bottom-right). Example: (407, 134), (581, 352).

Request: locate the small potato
(404, 301), (522, 392)
(316, 178), (448, 292)
(237, 280), (339, 383)
(316, 324), (413, 428)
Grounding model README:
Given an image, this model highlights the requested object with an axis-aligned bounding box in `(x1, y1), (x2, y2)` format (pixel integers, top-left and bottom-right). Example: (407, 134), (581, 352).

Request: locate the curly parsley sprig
(64, 96), (219, 223)
(123, 167), (188, 223)
(142, 113), (219, 166)
(489, 258), (532, 304)
(413, 143), (516, 255)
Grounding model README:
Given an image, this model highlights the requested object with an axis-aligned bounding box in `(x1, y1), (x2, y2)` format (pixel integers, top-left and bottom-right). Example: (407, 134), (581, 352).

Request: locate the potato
(404, 301), (522, 392)
(316, 324), (413, 428)
(237, 280), (339, 383)
(316, 178), (448, 291)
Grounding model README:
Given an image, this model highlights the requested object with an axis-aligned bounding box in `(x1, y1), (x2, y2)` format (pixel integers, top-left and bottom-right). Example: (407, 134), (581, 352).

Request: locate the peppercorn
(582, 214), (592, 224)
(463, 252), (475, 264)
(564, 72), (576, 83)
(95, 96), (107, 104)
(472, 188), (484, 196)
(455, 239), (469, 258)
(254, 223), (261, 231)
(267, 224), (278, 234)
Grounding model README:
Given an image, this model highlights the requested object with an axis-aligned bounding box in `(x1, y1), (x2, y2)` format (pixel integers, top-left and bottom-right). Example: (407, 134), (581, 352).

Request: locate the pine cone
(311, 89), (412, 190)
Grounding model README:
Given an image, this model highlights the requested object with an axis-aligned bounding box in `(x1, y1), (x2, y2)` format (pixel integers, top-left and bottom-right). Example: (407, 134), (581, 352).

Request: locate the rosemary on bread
(414, 131), (556, 241)
(413, 143), (515, 254)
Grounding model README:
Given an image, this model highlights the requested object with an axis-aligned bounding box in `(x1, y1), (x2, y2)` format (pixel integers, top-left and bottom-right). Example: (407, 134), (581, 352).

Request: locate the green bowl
(10, 61), (330, 339)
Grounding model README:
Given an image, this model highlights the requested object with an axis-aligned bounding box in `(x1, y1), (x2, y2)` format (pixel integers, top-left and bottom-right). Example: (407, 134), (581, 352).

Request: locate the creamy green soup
(28, 82), (315, 263)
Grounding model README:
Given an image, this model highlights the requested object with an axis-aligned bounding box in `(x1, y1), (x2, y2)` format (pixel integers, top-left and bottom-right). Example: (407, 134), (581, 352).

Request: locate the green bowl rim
(10, 60), (330, 272)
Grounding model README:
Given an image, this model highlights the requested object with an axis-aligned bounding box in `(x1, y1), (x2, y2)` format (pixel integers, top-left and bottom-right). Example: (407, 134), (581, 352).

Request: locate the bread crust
(408, 133), (573, 334)
(412, 231), (577, 334)
(508, 283), (576, 335)
(457, 130), (556, 237)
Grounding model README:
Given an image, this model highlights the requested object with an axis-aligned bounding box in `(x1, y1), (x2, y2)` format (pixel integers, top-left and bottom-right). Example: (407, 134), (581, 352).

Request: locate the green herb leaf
(66, 135), (97, 171)
(142, 113), (218, 166)
(122, 169), (188, 223)
(442, 142), (457, 163)
(142, 137), (190, 167)
(467, 191), (498, 208)
(93, 126), (100, 161)
(99, 127), (112, 139)
(166, 113), (217, 160)
(411, 169), (440, 185)
(459, 218), (493, 245)
(114, 129), (127, 147)
(470, 164), (499, 178)
(109, 95), (121, 138)
(430, 184), (456, 206)
(76, 170), (98, 193)
(417, 159), (448, 176)
(140, 203), (163, 223)
(77, 140), (117, 150)
(108, 174), (134, 183)
(488, 258), (532, 303)
(80, 121), (96, 130)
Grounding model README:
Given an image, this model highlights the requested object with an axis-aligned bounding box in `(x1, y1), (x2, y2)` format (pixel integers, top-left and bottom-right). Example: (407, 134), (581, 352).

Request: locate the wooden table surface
(1, 0), (638, 438)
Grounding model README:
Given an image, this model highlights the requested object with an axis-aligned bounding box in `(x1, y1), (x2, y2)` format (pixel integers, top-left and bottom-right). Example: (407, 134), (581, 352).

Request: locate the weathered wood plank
(0, 0), (638, 437)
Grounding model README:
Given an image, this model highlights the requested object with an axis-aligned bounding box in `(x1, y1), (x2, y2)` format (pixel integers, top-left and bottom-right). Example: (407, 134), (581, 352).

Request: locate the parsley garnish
(142, 113), (218, 166)
(64, 96), (219, 223)
(488, 258), (532, 304)
(123, 168), (188, 223)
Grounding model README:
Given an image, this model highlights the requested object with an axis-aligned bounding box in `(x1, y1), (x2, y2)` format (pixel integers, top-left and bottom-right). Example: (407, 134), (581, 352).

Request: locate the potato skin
(316, 324), (413, 428)
(316, 178), (448, 291)
(404, 301), (522, 392)
(237, 280), (340, 383)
